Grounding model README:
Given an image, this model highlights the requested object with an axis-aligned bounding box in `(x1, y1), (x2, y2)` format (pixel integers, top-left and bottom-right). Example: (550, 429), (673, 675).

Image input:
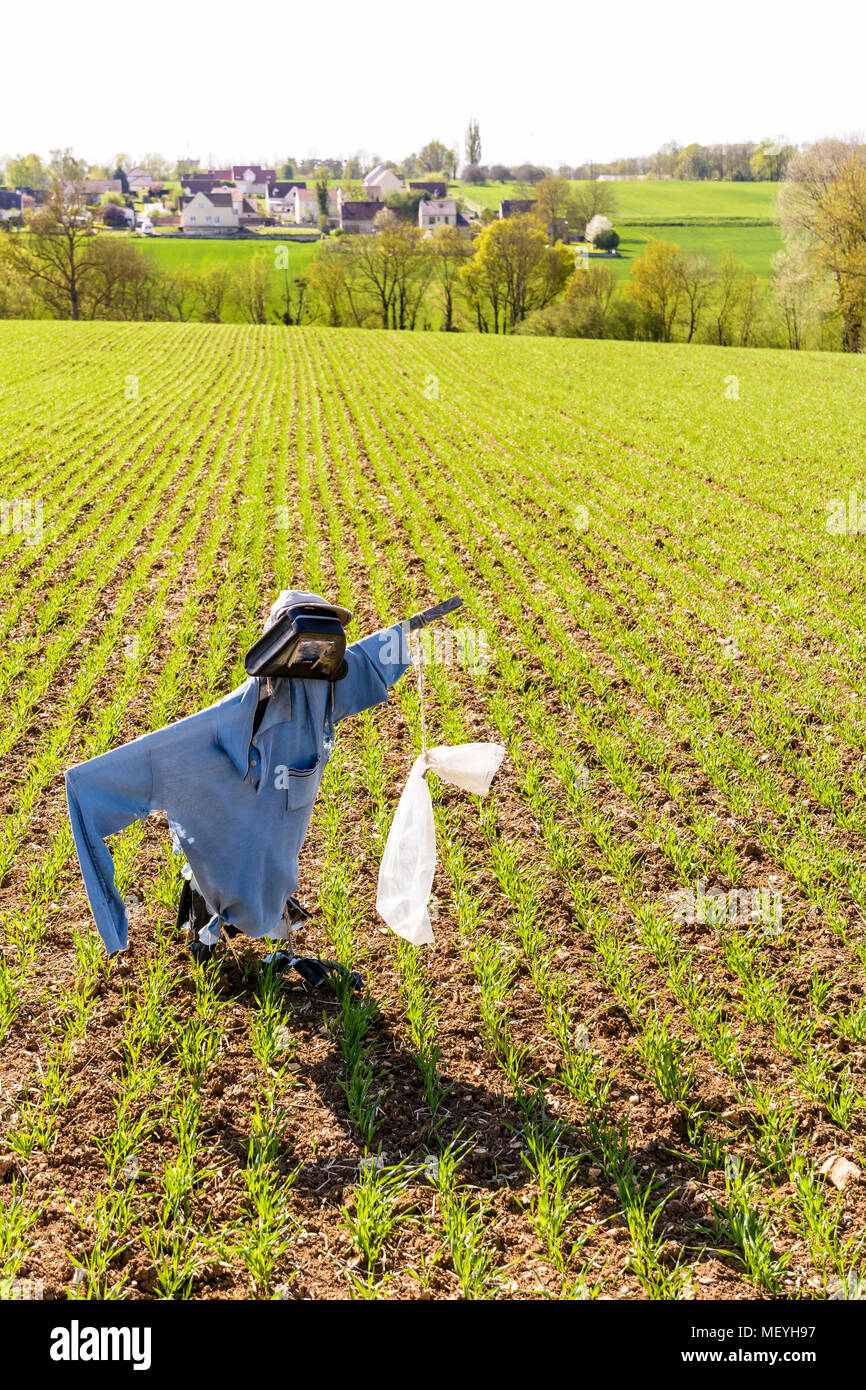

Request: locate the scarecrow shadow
(200, 942), (543, 1196)
(200, 946), (754, 1275)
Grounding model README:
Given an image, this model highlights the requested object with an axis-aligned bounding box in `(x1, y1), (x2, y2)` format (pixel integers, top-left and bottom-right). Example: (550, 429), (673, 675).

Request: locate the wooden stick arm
(406, 595), (464, 631)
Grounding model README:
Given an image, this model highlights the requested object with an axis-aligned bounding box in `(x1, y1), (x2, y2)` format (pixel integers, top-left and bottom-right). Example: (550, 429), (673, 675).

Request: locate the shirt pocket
(283, 757), (322, 813)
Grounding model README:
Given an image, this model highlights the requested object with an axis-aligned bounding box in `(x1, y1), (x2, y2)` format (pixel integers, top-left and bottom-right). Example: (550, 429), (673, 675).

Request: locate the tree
(315, 176), (329, 219)
(708, 252), (759, 346)
(48, 148), (87, 182)
(387, 223), (432, 329)
(585, 214), (613, 244)
(141, 153), (172, 181)
(625, 240), (684, 341)
(418, 140), (456, 176)
(154, 270), (193, 322)
(535, 176), (571, 241)
(0, 250), (39, 317)
(429, 224), (472, 330)
(192, 264), (232, 323)
(675, 252), (716, 341)
(518, 263), (623, 338)
(385, 190), (426, 221)
(465, 119), (481, 167)
(750, 139), (795, 182)
(306, 242), (352, 326)
(461, 164), (487, 184)
(101, 202), (128, 228)
(84, 237), (159, 319)
(2, 178), (97, 319)
(566, 181), (618, 239)
(5, 153), (48, 188)
(275, 271), (308, 326)
(593, 228), (620, 251)
(779, 139), (866, 352)
(231, 254), (270, 323)
(461, 215), (572, 332)
(770, 245), (832, 349)
(512, 164), (546, 185)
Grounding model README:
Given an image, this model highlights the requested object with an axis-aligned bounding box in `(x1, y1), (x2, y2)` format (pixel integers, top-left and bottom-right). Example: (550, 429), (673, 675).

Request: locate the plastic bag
(376, 743), (506, 945)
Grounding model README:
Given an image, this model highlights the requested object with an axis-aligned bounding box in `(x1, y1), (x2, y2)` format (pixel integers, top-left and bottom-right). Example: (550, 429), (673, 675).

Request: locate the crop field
(1, 321), (865, 1302)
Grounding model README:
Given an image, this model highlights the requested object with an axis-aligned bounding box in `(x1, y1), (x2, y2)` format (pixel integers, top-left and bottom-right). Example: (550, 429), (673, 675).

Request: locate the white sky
(4, 0), (864, 169)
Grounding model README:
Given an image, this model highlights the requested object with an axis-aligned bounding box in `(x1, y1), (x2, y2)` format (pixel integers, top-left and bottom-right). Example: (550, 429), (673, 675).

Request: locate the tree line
(2, 141), (865, 351)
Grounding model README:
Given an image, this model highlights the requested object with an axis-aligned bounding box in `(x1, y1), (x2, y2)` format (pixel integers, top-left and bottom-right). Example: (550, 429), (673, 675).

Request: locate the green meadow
(140, 236), (321, 279)
(457, 179), (782, 280)
(457, 178), (779, 220)
(591, 223), (783, 282)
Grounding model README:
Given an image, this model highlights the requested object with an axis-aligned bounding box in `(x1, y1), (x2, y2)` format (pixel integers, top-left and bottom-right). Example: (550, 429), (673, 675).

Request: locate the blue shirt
(65, 622), (410, 953)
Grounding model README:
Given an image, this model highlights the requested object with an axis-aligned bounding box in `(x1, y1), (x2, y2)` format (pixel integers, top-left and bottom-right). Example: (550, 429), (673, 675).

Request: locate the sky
(4, 0), (865, 170)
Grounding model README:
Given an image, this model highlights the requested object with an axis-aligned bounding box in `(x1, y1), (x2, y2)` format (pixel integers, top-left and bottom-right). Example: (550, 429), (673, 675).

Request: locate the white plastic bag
(376, 743), (506, 945)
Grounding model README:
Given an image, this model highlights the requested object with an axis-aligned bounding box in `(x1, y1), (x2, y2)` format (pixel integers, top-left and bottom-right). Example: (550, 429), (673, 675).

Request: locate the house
(0, 189), (22, 212)
(339, 200), (384, 234)
(456, 210), (475, 237)
(81, 178), (123, 198)
(179, 190), (239, 233)
(265, 181), (307, 217)
(363, 164), (402, 197)
(225, 189), (260, 222)
(181, 178), (227, 197)
(232, 165), (276, 196)
(408, 179), (447, 199)
(418, 198), (457, 231)
(292, 187), (320, 224)
(126, 167), (151, 191)
(499, 199), (537, 219)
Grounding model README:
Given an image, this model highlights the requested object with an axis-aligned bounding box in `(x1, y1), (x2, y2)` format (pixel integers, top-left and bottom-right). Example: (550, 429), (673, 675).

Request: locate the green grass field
(458, 179), (782, 281)
(141, 236), (321, 278)
(589, 223), (783, 282)
(137, 237), (322, 321)
(1, 320), (865, 1302)
(458, 178), (780, 221)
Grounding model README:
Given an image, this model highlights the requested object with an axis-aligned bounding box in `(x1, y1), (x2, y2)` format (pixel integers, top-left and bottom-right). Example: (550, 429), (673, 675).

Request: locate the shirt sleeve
(332, 621), (411, 724)
(65, 740), (156, 953)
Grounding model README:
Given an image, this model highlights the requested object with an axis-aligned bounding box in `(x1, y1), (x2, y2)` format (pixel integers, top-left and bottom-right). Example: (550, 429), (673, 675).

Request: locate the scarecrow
(66, 590), (500, 989)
